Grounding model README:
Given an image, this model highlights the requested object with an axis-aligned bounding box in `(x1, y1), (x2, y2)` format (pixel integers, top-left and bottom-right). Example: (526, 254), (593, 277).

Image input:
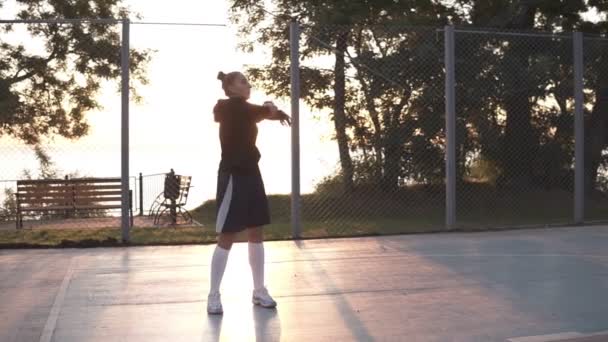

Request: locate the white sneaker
(252, 287), (277, 308)
(207, 292), (223, 315)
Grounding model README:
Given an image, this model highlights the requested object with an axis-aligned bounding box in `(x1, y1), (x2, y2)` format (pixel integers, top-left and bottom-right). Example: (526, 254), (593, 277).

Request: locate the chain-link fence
(2, 18), (608, 243)
(583, 36), (608, 222)
(285, 24), (608, 237)
(454, 29), (576, 228)
(294, 25), (445, 237)
(0, 20), (131, 232)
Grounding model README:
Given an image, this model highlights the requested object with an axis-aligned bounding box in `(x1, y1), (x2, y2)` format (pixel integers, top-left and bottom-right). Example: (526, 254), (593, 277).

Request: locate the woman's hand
(264, 101), (291, 126)
(279, 111), (291, 126)
(263, 101), (278, 116)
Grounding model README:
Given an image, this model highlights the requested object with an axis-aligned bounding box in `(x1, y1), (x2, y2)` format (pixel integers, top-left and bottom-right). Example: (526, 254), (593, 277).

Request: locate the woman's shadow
(204, 305), (281, 341)
(253, 306), (281, 342)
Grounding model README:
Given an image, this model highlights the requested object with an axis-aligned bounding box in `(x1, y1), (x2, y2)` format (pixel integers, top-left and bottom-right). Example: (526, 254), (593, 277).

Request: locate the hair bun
(217, 71), (226, 81)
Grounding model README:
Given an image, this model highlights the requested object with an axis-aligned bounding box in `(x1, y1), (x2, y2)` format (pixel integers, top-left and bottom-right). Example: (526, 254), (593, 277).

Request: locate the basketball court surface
(1, 226), (607, 341)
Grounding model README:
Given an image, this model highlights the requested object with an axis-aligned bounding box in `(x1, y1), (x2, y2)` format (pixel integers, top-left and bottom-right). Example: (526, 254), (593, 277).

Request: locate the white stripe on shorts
(216, 175), (234, 233)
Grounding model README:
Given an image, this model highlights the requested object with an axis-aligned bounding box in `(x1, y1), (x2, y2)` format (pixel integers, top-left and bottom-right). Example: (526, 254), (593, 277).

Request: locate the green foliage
(0, 187), (16, 222)
(467, 155), (501, 185)
(0, 0), (150, 151)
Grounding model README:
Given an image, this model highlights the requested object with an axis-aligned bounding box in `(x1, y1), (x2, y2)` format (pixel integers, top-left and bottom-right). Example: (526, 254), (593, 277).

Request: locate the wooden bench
(15, 178), (133, 229)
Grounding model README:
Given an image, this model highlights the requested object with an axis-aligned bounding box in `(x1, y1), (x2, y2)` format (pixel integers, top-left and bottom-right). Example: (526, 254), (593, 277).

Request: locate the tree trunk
(381, 128), (401, 192)
(501, 52), (536, 188)
(503, 99), (535, 186)
(333, 31), (354, 192)
(501, 2), (539, 187)
(362, 93), (383, 183)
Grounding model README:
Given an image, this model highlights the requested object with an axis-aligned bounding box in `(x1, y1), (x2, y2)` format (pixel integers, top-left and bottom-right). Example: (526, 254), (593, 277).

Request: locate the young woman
(207, 71), (291, 315)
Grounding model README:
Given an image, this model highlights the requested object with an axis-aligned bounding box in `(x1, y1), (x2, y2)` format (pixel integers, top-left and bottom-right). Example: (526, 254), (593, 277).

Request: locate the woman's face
(227, 73), (251, 99)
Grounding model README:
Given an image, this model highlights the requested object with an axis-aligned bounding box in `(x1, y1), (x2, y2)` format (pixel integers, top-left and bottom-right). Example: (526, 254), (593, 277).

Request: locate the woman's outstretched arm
(248, 102), (291, 126)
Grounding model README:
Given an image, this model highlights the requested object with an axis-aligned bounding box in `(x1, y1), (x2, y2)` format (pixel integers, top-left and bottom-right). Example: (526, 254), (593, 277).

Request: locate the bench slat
(20, 206), (74, 211)
(73, 191), (123, 197)
(18, 198), (73, 205)
(18, 196), (72, 202)
(74, 205), (121, 210)
(17, 179), (69, 186)
(72, 185), (122, 191)
(74, 197), (122, 205)
(18, 185), (71, 193)
(18, 178), (121, 186)
(18, 188), (71, 194)
(19, 187), (122, 196)
(18, 191), (72, 198)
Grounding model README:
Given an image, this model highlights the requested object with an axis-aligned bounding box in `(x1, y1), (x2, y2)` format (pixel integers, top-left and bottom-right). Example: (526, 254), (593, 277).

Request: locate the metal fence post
(445, 25), (457, 229)
(573, 31), (585, 224)
(121, 18), (131, 242)
(139, 172), (144, 216)
(290, 21), (302, 239)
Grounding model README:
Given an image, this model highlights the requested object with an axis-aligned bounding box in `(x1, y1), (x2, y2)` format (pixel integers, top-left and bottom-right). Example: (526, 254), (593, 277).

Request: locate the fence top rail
(132, 21), (226, 27)
(300, 23), (605, 41)
(0, 18), (123, 24)
(435, 26), (608, 41)
(141, 173), (169, 177)
(0, 19), (226, 26)
(453, 28), (572, 39)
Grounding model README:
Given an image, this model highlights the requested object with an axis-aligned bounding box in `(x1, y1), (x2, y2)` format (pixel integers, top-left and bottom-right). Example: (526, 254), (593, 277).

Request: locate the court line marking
(507, 330), (608, 342)
(39, 257), (76, 342)
(507, 332), (584, 342)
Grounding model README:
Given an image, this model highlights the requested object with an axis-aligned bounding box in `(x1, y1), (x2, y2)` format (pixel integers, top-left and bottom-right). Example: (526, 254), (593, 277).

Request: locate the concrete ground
(1, 226), (607, 342)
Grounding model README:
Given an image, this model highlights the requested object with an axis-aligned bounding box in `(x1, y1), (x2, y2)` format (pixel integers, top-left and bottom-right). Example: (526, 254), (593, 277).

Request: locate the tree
(229, 0), (454, 191)
(0, 0), (149, 157)
(347, 26), (448, 190)
(230, 0), (608, 195)
(457, 0), (608, 192)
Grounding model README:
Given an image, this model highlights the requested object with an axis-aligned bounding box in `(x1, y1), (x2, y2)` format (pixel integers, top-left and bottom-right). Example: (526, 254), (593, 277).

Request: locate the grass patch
(1, 184), (607, 249)
(0, 226), (218, 249)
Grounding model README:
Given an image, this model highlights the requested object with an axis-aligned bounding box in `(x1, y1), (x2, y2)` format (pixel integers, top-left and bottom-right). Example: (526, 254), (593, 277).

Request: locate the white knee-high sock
(209, 246), (230, 294)
(248, 242), (265, 291)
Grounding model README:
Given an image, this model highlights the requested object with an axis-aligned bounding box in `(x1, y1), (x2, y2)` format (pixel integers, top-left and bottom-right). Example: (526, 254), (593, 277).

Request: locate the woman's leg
(209, 232), (237, 295)
(247, 227), (264, 290)
(247, 226), (276, 307)
(218, 231), (238, 250)
(247, 226), (264, 243)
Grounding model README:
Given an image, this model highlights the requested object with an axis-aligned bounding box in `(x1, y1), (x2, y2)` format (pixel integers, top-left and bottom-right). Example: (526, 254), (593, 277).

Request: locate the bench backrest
(177, 176), (192, 205)
(17, 179), (73, 208)
(71, 178), (123, 207)
(17, 178), (125, 209)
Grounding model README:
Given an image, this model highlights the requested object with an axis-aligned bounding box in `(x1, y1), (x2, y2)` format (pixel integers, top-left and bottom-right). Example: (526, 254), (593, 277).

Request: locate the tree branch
(371, 29), (387, 58)
(8, 47), (58, 85)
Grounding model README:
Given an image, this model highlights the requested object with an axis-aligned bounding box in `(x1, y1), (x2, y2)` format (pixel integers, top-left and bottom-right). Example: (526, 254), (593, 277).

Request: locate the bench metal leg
(154, 207), (169, 225)
(178, 208), (193, 224)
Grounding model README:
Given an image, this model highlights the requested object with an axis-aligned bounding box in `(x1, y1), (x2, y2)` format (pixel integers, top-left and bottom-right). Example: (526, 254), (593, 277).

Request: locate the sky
(0, 0), (339, 210)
